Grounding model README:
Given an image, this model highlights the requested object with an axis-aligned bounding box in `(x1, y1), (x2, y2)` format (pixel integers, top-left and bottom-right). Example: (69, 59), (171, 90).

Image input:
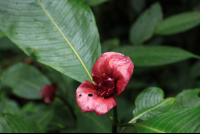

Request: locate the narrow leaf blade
(129, 2), (163, 44)
(155, 12), (200, 35)
(114, 46), (200, 67)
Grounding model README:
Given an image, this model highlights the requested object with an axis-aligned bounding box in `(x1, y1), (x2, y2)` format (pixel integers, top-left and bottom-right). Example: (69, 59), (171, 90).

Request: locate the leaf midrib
(37, 0), (93, 83)
(135, 123), (165, 133)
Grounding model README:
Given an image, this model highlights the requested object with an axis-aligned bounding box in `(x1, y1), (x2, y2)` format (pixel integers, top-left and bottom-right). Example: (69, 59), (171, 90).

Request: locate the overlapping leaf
(155, 12), (200, 35)
(0, 0), (101, 83)
(0, 114), (44, 133)
(129, 2), (163, 44)
(131, 87), (175, 123)
(0, 63), (50, 99)
(114, 46), (200, 67)
(173, 88), (200, 110)
(135, 107), (200, 133)
(0, 29), (5, 39)
(190, 61), (200, 78)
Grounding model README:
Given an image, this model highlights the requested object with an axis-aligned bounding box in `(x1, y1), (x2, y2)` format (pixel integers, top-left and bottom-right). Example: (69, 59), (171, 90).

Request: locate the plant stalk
(112, 106), (119, 133)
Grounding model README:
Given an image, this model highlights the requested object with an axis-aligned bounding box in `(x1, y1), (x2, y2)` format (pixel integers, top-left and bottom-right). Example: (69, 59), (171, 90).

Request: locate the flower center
(95, 73), (116, 98)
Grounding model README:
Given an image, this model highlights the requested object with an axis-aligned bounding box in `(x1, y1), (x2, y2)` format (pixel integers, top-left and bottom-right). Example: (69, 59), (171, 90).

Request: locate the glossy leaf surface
(173, 88), (200, 110)
(114, 46), (200, 67)
(135, 107), (200, 133)
(0, 114), (44, 133)
(0, 63), (50, 99)
(155, 12), (200, 35)
(0, 0), (101, 83)
(129, 2), (163, 44)
(132, 87), (175, 123)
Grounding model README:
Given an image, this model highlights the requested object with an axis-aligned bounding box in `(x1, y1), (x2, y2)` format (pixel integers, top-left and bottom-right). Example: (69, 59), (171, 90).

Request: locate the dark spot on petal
(88, 94), (93, 97)
(79, 94), (82, 97)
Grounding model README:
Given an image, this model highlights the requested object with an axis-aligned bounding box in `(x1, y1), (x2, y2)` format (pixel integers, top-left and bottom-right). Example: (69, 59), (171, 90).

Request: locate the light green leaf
(114, 46), (200, 67)
(155, 12), (200, 35)
(76, 109), (111, 133)
(131, 87), (175, 123)
(84, 0), (109, 6)
(0, 113), (44, 133)
(190, 60), (200, 78)
(129, 2), (163, 44)
(135, 107), (200, 133)
(0, 0), (101, 83)
(173, 88), (200, 110)
(0, 29), (5, 39)
(0, 63), (50, 99)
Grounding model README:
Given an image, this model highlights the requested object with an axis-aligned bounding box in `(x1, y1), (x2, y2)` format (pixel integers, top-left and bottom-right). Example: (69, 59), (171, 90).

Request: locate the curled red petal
(76, 81), (117, 115)
(92, 52), (134, 96)
(40, 84), (57, 104)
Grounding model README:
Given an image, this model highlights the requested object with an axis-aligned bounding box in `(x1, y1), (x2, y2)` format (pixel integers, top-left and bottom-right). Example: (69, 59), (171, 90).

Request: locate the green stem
(112, 106), (119, 133)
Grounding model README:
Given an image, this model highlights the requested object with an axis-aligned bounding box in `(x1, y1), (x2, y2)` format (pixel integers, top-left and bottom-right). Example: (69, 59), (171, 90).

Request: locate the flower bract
(40, 84), (57, 104)
(76, 52), (134, 115)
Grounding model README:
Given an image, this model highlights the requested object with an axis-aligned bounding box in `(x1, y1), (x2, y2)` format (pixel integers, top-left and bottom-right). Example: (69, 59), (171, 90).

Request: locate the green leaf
(76, 109), (111, 133)
(0, 0), (101, 83)
(0, 113), (44, 133)
(23, 103), (54, 129)
(0, 99), (21, 116)
(101, 38), (120, 53)
(131, 87), (175, 123)
(129, 2), (163, 44)
(84, 0), (109, 6)
(114, 46), (200, 67)
(190, 60), (200, 78)
(155, 12), (200, 35)
(135, 106), (200, 133)
(0, 29), (5, 39)
(0, 63), (50, 99)
(173, 88), (200, 110)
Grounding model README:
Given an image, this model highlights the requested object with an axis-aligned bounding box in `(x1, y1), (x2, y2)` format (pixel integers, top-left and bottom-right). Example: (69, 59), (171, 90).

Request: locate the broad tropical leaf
(0, 113), (44, 133)
(129, 2), (163, 44)
(173, 88), (200, 110)
(0, 29), (5, 39)
(0, 63), (50, 99)
(190, 60), (200, 78)
(135, 107), (200, 133)
(0, 0), (101, 83)
(155, 12), (200, 35)
(131, 87), (175, 123)
(114, 46), (200, 67)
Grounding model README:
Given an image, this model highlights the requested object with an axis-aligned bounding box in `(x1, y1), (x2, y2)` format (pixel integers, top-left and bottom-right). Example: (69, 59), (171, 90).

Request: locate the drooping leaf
(76, 109), (111, 133)
(131, 87), (175, 123)
(173, 88), (200, 110)
(0, 63), (50, 99)
(190, 60), (200, 78)
(0, 0), (101, 83)
(135, 107), (200, 133)
(84, 0), (109, 6)
(114, 46), (200, 67)
(0, 113), (44, 133)
(155, 12), (200, 35)
(129, 2), (163, 45)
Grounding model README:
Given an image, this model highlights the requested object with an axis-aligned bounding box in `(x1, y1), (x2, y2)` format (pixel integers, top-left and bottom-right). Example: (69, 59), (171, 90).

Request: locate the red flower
(40, 84), (57, 104)
(76, 52), (134, 115)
